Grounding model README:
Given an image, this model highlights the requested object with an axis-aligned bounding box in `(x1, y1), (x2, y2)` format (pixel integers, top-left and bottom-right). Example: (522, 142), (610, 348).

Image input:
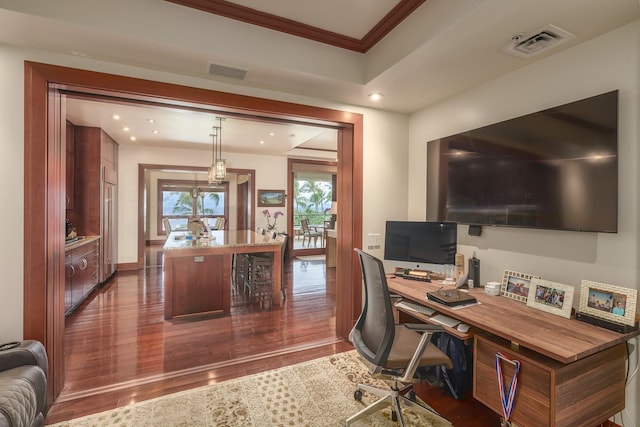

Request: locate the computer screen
(384, 221), (457, 266)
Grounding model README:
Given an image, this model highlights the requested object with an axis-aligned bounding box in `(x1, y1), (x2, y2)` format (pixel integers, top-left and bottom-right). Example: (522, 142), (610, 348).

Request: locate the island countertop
(163, 230), (281, 255)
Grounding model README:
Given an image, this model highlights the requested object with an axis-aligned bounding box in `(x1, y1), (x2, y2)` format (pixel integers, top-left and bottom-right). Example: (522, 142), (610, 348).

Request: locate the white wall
(0, 44), (408, 342)
(409, 21), (640, 425)
(120, 146), (289, 262)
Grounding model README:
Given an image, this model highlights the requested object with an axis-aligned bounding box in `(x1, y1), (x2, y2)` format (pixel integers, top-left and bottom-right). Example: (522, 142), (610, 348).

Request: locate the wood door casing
(23, 61), (363, 403)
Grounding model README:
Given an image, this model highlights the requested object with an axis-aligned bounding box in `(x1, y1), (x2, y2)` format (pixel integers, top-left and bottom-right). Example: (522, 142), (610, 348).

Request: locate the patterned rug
(48, 350), (451, 427)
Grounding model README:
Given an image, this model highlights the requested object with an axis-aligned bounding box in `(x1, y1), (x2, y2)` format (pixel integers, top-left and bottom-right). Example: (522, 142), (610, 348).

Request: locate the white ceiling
(65, 97), (339, 158)
(1, 0), (639, 154)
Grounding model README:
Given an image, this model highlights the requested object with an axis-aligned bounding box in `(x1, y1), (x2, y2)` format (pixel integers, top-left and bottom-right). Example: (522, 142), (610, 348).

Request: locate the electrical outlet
(367, 233), (375, 249)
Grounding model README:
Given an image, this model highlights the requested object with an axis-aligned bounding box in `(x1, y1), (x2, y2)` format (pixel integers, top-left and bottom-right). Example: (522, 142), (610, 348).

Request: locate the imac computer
(383, 221), (457, 275)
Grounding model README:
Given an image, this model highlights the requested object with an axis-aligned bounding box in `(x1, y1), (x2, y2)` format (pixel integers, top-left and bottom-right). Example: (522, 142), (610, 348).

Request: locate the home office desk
(387, 275), (640, 427)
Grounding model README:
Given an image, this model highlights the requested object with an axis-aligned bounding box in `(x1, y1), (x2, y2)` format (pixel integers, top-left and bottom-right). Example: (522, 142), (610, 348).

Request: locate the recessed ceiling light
(130, 136), (136, 141)
(111, 114), (120, 120)
(123, 127), (130, 132)
(368, 93), (383, 101)
(152, 130), (159, 135)
(259, 140), (265, 145)
(269, 132), (275, 136)
(147, 119), (155, 124)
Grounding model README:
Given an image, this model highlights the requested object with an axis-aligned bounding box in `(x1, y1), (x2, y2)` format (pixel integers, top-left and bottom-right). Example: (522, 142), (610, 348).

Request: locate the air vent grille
(503, 24), (575, 58)
(207, 63), (248, 80)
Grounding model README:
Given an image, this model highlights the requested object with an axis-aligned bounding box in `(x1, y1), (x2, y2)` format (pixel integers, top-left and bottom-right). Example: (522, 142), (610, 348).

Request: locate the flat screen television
(426, 90), (618, 233)
(384, 221), (457, 265)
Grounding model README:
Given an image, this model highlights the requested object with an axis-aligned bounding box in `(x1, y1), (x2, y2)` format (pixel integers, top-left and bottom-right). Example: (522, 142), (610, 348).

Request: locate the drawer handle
(79, 258), (88, 270)
(69, 265), (76, 278)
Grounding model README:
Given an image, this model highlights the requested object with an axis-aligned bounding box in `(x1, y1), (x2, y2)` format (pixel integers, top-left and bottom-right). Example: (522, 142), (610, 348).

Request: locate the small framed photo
(578, 280), (638, 327)
(526, 278), (575, 319)
(257, 189), (286, 207)
(501, 270), (539, 303)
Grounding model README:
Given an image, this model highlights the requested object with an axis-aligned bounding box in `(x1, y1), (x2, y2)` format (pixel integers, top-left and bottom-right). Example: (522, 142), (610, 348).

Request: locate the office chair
(347, 249), (453, 427)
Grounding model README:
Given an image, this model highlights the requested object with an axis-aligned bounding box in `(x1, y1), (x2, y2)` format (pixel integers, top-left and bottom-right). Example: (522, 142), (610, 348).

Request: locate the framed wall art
(501, 270), (540, 303)
(257, 189), (286, 207)
(526, 278), (575, 319)
(578, 280), (638, 327)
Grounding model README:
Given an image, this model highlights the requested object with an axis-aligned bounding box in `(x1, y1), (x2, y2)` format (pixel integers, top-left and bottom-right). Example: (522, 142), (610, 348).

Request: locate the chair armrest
(403, 323), (445, 333)
(0, 340), (48, 378)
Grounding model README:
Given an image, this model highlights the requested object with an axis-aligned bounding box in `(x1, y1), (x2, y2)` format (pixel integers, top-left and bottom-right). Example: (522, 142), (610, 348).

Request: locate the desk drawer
(474, 334), (552, 426)
(474, 333), (626, 427)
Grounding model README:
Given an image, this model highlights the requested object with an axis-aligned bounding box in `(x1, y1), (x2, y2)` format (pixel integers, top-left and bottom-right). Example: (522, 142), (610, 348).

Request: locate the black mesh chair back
(351, 249), (396, 367)
(346, 249), (453, 426)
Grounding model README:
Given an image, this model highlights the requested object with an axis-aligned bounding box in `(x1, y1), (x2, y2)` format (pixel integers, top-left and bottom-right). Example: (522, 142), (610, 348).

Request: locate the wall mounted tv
(426, 90), (618, 233)
(384, 221), (457, 265)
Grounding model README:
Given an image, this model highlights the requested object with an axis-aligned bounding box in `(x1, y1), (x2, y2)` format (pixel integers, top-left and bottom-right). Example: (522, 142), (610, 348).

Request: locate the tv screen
(427, 90), (618, 233)
(384, 221), (457, 265)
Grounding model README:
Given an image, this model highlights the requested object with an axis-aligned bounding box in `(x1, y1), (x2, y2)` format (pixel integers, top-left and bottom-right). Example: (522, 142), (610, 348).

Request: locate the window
(293, 173), (333, 227)
(158, 179), (228, 234)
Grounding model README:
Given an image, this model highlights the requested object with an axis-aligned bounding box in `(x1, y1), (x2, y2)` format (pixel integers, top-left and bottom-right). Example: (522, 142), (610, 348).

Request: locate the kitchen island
(162, 230), (283, 320)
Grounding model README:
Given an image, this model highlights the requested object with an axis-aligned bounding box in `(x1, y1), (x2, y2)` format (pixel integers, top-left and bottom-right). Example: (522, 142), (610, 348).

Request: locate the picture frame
(578, 280), (638, 327)
(257, 189), (286, 207)
(526, 278), (575, 319)
(501, 270), (540, 303)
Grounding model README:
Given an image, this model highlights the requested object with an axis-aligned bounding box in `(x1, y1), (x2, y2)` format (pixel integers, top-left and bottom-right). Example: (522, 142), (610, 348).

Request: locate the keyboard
(395, 300), (436, 317)
(430, 314), (461, 328)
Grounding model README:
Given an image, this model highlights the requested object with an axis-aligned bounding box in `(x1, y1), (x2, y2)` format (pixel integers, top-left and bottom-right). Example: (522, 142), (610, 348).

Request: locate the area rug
(48, 350), (450, 427)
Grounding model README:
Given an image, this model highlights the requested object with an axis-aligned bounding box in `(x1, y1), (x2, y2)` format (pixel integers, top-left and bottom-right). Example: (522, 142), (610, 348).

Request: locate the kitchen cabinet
(64, 238), (100, 316)
(65, 120), (75, 209)
(73, 126), (118, 283)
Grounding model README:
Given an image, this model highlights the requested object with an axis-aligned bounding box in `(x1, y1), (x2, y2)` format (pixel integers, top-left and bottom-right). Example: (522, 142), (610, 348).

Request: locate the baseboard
(117, 262), (142, 271)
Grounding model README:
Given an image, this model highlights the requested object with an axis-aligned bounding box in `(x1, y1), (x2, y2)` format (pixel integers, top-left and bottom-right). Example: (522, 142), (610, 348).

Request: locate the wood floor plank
(45, 248), (500, 425)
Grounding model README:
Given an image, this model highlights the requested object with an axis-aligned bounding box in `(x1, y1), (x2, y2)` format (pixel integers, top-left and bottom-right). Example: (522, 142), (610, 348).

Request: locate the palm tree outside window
(157, 178), (228, 234)
(292, 174), (332, 248)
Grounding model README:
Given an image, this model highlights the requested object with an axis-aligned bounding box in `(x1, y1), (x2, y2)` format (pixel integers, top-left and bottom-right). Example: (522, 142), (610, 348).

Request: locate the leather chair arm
(0, 341), (48, 379)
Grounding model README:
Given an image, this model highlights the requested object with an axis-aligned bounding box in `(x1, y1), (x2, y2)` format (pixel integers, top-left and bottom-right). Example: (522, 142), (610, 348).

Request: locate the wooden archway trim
(23, 61), (362, 402)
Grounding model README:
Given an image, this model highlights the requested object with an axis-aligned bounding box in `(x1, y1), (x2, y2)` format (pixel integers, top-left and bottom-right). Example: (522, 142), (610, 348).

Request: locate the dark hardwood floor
(45, 245), (500, 425)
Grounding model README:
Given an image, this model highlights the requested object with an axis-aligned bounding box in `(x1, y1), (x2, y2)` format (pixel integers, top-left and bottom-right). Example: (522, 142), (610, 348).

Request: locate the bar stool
(244, 253), (274, 307)
(232, 253), (248, 298)
(243, 232), (288, 306)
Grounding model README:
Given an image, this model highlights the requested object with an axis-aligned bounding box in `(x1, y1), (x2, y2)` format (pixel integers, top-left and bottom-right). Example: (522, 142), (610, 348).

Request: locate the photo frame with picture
(501, 270), (540, 303)
(257, 189), (286, 207)
(578, 280), (638, 327)
(526, 278), (575, 319)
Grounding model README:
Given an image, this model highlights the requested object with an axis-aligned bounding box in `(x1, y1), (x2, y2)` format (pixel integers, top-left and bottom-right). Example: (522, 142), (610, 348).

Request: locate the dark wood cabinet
(65, 120), (75, 210)
(163, 251), (230, 320)
(64, 239), (100, 316)
(73, 126), (118, 283)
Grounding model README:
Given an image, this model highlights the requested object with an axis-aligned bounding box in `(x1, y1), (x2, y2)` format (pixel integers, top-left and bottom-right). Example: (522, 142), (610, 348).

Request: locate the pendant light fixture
(208, 117), (226, 184)
(191, 171), (200, 199)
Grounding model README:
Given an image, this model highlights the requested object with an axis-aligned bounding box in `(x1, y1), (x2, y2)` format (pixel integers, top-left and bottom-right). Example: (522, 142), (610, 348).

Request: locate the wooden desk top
(388, 276), (639, 363)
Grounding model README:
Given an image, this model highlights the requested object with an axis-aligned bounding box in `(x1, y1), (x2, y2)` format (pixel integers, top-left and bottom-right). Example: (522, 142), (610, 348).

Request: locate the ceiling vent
(502, 24), (575, 58)
(207, 63), (248, 80)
